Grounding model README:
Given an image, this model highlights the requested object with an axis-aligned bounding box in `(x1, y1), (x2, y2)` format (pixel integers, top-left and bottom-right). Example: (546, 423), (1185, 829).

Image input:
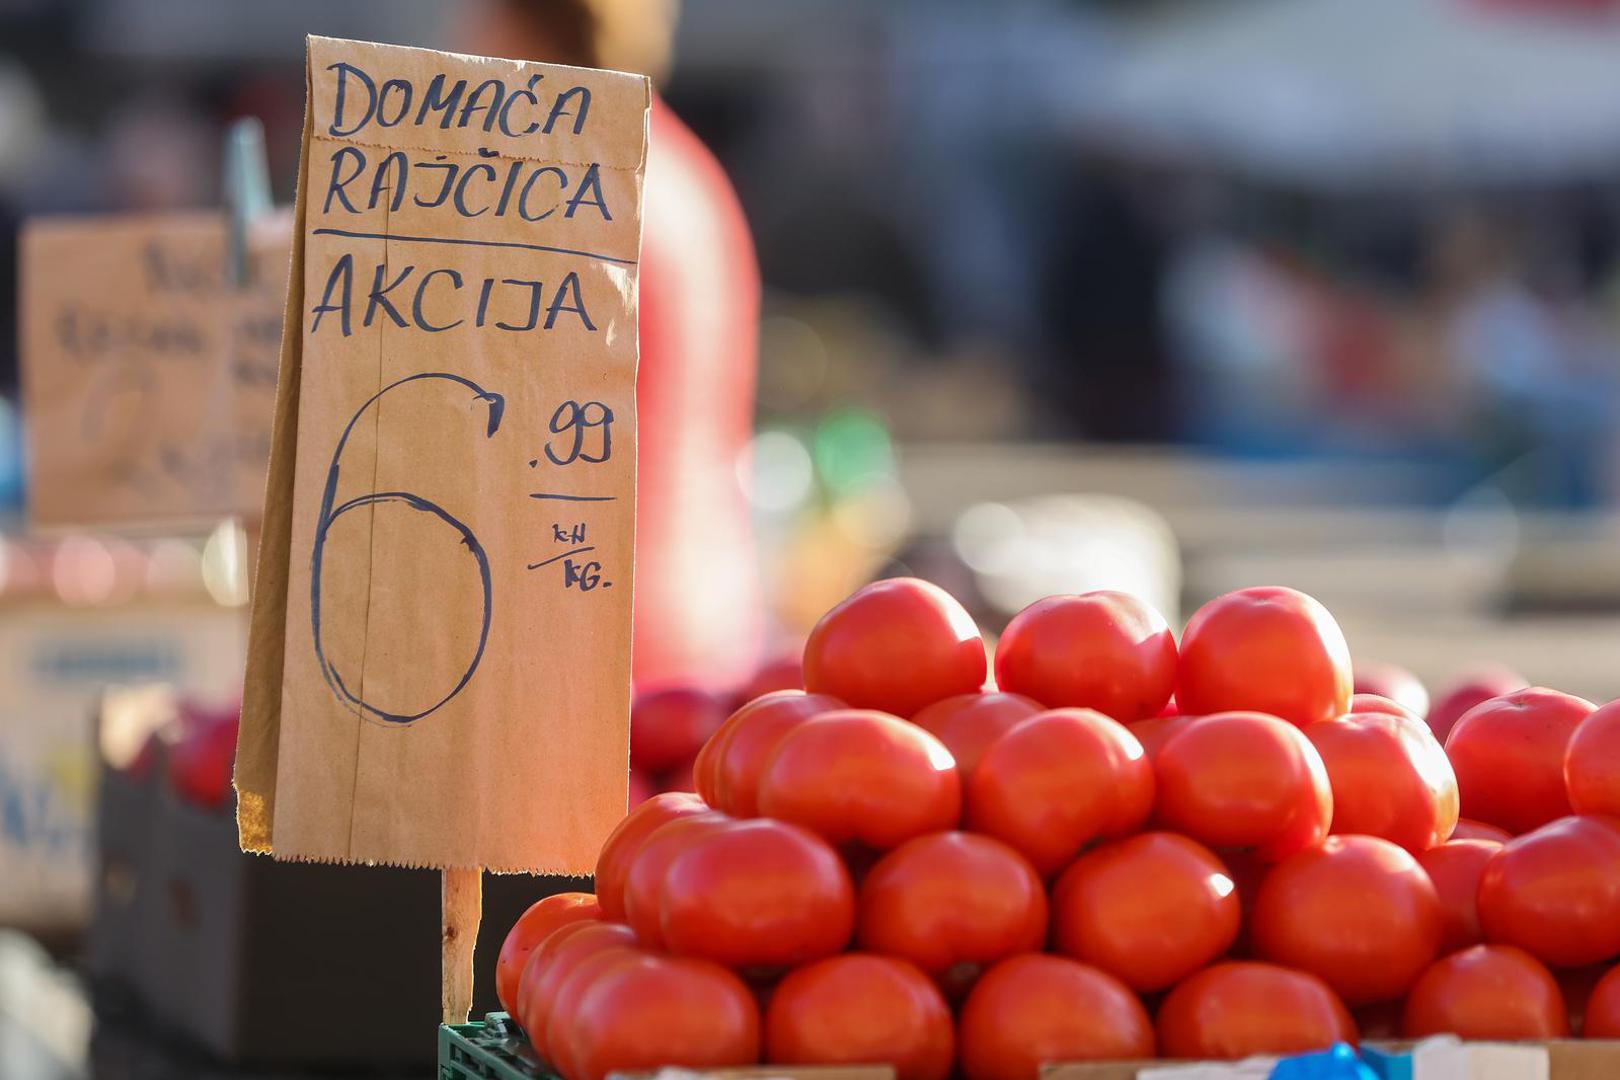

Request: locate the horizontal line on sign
(529, 492), (617, 502)
(527, 546), (595, 569)
(310, 227), (638, 266)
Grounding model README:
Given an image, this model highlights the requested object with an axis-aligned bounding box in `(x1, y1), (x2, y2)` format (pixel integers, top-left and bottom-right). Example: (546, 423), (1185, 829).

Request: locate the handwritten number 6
(544, 399), (613, 466)
(310, 372), (505, 725)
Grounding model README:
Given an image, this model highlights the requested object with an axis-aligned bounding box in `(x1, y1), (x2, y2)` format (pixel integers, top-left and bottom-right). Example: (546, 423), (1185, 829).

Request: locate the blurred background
(4, 0), (1620, 1075)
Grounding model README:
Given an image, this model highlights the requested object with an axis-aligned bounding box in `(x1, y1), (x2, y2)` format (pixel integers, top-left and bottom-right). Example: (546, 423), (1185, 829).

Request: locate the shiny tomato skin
(1153, 711), (1332, 862)
(1128, 712), (1197, 759)
(1348, 693), (1415, 720)
(1175, 586), (1352, 728)
(1427, 667), (1527, 742)
(1476, 814), (1620, 968)
(1305, 710), (1458, 852)
(593, 792), (710, 920)
(1352, 661), (1429, 720)
(495, 892), (600, 1017)
(993, 592), (1177, 723)
(1417, 838), (1503, 954)
(660, 818), (855, 968)
(958, 954), (1153, 1080)
(1251, 835), (1443, 1005)
(708, 691), (845, 817)
(1449, 818), (1512, 843)
(515, 921), (640, 1053)
(563, 952), (761, 1080)
(1156, 961), (1356, 1059)
(765, 954), (954, 1080)
(620, 811), (733, 947)
(630, 687), (728, 774)
(857, 831), (1047, 978)
(1402, 945), (1568, 1039)
(1051, 832), (1240, 992)
(1584, 965), (1620, 1038)
(803, 578), (986, 717)
(910, 692), (1043, 776)
(1566, 700), (1620, 818)
(967, 709), (1152, 875)
(1445, 687), (1596, 834)
(756, 710), (960, 850)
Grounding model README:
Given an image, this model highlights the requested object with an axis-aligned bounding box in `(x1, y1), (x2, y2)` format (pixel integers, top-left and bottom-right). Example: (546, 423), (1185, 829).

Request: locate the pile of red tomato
(496, 579), (1620, 1080)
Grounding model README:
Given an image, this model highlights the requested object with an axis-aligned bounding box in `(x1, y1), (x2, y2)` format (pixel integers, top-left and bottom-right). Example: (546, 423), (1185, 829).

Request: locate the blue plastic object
(1269, 1043), (1384, 1080)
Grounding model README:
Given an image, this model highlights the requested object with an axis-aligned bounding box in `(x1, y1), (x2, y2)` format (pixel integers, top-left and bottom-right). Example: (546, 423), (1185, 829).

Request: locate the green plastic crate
(441, 1013), (560, 1080)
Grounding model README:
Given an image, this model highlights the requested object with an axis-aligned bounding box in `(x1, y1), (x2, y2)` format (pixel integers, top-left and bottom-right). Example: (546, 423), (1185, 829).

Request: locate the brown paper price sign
(236, 37), (648, 1020)
(20, 211), (288, 528)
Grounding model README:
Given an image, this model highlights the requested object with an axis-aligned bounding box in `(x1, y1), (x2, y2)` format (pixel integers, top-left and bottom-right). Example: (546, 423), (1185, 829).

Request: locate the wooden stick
(442, 867), (483, 1025)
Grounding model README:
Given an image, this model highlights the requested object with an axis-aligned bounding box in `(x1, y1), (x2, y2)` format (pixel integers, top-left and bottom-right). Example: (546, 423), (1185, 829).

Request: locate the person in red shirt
(467, 0), (765, 691)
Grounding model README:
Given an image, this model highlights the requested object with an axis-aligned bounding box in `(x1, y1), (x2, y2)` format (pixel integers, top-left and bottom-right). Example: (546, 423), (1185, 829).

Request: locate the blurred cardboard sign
(19, 211), (289, 529)
(238, 37), (648, 871)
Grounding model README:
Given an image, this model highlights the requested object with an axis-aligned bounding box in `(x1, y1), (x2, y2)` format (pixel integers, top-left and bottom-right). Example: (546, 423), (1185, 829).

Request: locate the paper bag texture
(238, 37), (648, 871)
(20, 211), (289, 529)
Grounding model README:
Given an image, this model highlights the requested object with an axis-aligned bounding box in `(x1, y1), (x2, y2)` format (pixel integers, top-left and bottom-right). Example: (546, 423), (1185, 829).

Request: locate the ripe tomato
(707, 691), (844, 816)
(1445, 687), (1595, 834)
(765, 954), (953, 1080)
(1251, 835), (1442, 1005)
(756, 710), (960, 850)
(803, 578), (986, 717)
(1476, 814), (1620, 968)
(630, 687), (728, 774)
(1352, 661), (1429, 720)
(1175, 586), (1351, 728)
(1417, 838), (1503, 954)
(593, 791), (709, 920)
(1348, 693), (1415, 719)
(1402, 945), (1568, 1039)
(1156, 962), (1355, 1059)
(542, 946), (651, 1077)
(562, 953), (760, 1080)
(1427, 667), (1527, 742)
(514, 921), (639, 1050)
(627, 766), (656, 810)
(1305, 710), (1458, 852)
(1050, 832), (1239, 992)
(857, 831), (1047, 979)
(620, 811), (733, 947)
(737, 653), (805, 703)
(1566, 700), (1620, 818)
(958, 954), (1152, 1080)
(660, 818), (854, 968)
(1127, 712), (1196, 759)
(992, 592), (1176, 722)
(1449, 818), (1511, 843)
(966, 709), (1152, 875)
(495, 892), (600, 1016)
(1153, 711), (1332, 861)
(1584, 965), (1620, 1038)
(910, 692), (1042, 776)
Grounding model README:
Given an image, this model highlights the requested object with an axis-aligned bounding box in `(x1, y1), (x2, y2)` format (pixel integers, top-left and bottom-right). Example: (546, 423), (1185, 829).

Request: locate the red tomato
(958, 954), (1153, 1080)
(1584, 965), (1620, 1038)
(709, 691), (845, 817)
(1352, 661), (1429, 720)
(765, 954), (953, 1080)
(562, 953), (760, 1080)
(966, 709), (1152, 875)
(1050, 832), (1240, 992)
(514, 921), (640, 1050)
(1417, 838), (1503, 954)
(1348, 693), (1416, 719)
(620, 812), (733, 947)
(1305, 710), (1458, 852)
(1476, 814), (1620, 968)
(756, 710), (960, 850)
(1156, 962), (1356, 1059)
(737, 654), (805, 704)
(495, 892), (600, 1016)
(1449, 818), (1512, 843)
(992, 592), (1177, 722)
(1175, 586), (1351, 728)
(1153, 711), (1332, 861)
(1445, 688), (1595, 834)
(1427, 667), (1527, 742)
(857, 831), (1047, 978)
(627, 766), (656, 810)
(1251, 835), (1442, 1005)
(1402, 945), (1568, 1039)
(1566, 700), (1620, 818)
(660, 818), (855, 968)
(1127, 712), (1196, 759)
(168, 714), (238, 809)
(630, 687), (728, 773)
(803, 578), (986, 717)
(910, 692), (1042, 776)
(543, 946), (651, 1077)
(593, 791), (709, 920)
